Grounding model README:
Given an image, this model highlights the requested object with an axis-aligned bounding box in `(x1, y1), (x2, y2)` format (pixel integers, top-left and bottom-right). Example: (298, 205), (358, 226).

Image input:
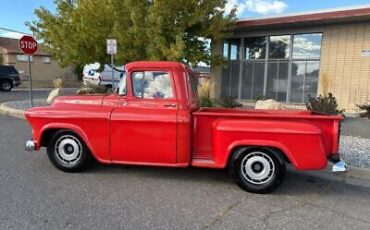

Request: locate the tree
(28, 0), (236, 68)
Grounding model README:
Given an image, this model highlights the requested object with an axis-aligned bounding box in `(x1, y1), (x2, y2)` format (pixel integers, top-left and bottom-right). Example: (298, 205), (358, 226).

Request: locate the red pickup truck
(25, 61), (346, 193)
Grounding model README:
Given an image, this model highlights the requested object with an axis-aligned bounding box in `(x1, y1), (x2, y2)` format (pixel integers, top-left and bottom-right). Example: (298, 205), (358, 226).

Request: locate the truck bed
(192, 108), (343, 169)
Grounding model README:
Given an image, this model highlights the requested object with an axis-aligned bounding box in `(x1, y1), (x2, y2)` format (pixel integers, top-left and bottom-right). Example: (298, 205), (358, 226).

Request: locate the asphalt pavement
(0, 88), (77, 103)
(1, 113), (370, 229)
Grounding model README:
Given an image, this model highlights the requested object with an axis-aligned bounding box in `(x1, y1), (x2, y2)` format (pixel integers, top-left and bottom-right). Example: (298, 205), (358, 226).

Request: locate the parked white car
(83, 63), (125, 88)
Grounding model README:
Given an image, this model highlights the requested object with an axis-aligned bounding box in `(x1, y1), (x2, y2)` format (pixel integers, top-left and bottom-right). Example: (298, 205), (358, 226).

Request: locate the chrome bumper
(332, 159), (347, 173)
(25, 139), (36, 151)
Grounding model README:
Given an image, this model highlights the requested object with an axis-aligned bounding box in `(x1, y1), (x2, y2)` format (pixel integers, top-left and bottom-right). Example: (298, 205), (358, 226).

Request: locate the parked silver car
(83, 63), (125, 88)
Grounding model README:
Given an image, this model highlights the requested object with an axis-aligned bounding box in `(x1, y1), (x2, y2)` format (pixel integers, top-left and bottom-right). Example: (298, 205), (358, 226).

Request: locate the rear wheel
(229, 147), (286, 194)
(47, 130), (92, 172)
(0, 80), (13, 92)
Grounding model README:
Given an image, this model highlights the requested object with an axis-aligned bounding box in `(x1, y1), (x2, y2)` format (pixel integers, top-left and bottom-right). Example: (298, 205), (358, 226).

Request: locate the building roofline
(236, 5), (370, 28)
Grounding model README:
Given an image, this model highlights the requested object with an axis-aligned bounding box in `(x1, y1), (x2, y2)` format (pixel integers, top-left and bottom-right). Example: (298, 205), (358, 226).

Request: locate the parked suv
(0, 65), (21, 92)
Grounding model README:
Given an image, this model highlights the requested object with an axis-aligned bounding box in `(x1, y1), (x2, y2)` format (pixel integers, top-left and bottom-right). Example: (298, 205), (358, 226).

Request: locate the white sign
(107, 39), (117, 54)
(361, 49), (370, 57)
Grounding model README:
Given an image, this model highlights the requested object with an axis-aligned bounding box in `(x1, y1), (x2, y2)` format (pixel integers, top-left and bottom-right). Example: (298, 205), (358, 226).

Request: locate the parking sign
(107, 39), (117, 54)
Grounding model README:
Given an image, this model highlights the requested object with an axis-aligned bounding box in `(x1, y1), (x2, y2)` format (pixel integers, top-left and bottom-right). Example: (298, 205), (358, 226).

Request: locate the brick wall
(320, 22), (370, 112)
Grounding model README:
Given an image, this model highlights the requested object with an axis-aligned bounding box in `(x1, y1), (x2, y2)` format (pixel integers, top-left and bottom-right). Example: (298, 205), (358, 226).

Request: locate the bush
(198, 80), (215, 107)
(306, 93), (344, 115)
(217, 96), (243, 108)
(357, 104), (370, 119)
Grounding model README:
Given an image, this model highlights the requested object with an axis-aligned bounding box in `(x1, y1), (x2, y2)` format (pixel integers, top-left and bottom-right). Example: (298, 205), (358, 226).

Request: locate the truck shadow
(86, 162), (370, 196)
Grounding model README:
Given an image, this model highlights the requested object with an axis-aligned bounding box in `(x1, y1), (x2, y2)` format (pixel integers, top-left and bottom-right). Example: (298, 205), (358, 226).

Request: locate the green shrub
(306, 93), (344, 115)
(357, 104), (370, 119)
(217, 96), (243, 108)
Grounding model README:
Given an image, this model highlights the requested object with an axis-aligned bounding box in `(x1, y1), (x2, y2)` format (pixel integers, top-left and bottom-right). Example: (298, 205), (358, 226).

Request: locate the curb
(0, 102), (25, 119)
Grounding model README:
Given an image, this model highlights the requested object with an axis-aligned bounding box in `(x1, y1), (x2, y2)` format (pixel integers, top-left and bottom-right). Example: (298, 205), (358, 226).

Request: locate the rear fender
(213, 119), (327, 170)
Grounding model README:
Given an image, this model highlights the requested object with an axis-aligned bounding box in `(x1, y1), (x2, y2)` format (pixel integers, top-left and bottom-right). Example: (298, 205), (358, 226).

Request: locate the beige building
(212, 6), (370, 112)
(0, 37), (80, 88)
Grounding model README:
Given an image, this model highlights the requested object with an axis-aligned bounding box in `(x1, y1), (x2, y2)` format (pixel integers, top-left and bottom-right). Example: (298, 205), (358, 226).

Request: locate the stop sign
(19, 35), (38, 55)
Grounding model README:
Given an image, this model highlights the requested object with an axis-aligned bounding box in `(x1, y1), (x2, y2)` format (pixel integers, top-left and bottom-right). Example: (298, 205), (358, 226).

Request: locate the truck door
(110, 69), (178, 164)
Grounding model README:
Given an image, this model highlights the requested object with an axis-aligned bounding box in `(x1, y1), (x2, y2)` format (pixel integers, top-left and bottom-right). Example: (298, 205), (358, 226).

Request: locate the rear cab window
(186, 71), (198, 100)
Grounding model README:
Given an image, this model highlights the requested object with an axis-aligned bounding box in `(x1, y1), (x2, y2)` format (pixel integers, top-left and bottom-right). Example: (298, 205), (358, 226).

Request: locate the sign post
(106, 39), (117, 89)
(19, 35), (38, 107)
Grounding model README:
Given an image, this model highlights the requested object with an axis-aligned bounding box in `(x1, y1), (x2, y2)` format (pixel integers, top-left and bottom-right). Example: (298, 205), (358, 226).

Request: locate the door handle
(122, 101), (127, 107)
(164, 103), (176, 108)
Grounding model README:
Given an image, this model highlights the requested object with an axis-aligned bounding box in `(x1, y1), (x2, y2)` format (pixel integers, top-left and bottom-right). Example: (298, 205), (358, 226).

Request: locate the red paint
(25, 61), (343, 171)
(19, 35), (38, 55)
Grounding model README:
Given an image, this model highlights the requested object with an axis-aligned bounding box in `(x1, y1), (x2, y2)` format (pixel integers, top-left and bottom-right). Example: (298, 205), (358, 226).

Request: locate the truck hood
(52, 95), (105, 107)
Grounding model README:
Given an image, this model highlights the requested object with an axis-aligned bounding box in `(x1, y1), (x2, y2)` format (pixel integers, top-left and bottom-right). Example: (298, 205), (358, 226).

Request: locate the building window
(222, 33), (322, 103)
(223, 41), (229, 59)
(42, 56), (51, 64)
(269, 35), (290, 59)
(17, 55), (33, 62)
(223, 39), (240, 60)
(293, 33), (322, 59)
(244, 37), (266, 60)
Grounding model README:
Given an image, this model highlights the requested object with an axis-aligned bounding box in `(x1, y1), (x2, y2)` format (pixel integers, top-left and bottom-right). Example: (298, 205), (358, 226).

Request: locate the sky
(1, 0), (370, 38)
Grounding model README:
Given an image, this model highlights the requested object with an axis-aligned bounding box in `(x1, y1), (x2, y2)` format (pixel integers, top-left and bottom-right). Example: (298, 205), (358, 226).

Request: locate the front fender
(212, 119), (327, 170)
(37, 123), (110, 164)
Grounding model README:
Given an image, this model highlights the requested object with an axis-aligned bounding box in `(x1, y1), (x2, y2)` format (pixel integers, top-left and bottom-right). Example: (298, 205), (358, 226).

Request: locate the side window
(132, 71), (174, 99)
(187, 72), (198, 97)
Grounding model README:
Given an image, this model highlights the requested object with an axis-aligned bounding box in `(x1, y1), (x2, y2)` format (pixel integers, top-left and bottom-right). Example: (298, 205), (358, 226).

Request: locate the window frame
(130, 70), (175, 100)
(223, 31), (322, 103)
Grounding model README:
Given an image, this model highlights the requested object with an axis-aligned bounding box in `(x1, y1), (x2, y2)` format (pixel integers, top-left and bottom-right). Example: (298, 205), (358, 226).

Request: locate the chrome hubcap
(55, 135), (82, 164)
(241, 151), (275, 185)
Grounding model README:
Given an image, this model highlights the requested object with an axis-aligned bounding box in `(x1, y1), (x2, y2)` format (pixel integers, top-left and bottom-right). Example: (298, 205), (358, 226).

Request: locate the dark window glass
(241, 61), (265, 100)
(187, 72), (198, 96)
(0, 66), (18, 74)
(269, 35), (290, 59)
(266, 60), (289, 101)
(293, 33), (322, 59)
(221, 61), (239, 97)
(229, 39), (240, 60)
(290, 61), (319, 103)
(132, 71), (173, 99)
(244, 37), (267, 60)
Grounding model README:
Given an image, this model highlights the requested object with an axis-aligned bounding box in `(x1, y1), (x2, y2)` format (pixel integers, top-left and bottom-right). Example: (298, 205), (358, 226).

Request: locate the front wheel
(47, 131), (93, 172)
(0, 81), (13, 92)
(229, 148), (286, 194)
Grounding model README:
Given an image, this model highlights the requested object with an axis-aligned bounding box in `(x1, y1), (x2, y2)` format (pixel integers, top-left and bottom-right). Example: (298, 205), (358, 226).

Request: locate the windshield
(116, 72), (127, 95)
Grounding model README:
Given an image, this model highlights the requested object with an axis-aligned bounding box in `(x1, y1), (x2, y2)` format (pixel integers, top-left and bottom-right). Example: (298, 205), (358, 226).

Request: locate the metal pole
(28, 55), (33, 107)
(111, 53), (114, 89)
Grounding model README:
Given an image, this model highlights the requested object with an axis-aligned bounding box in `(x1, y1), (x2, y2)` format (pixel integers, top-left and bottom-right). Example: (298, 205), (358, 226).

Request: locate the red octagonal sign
(19, 35), (38, 55)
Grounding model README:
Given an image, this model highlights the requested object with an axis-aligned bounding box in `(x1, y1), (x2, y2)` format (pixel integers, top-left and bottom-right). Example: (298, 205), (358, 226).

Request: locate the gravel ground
(340, 136), (370, 168)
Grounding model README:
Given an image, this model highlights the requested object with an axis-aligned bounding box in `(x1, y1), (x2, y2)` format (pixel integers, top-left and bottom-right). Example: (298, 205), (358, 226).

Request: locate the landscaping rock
(255, 99), (284, 110)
